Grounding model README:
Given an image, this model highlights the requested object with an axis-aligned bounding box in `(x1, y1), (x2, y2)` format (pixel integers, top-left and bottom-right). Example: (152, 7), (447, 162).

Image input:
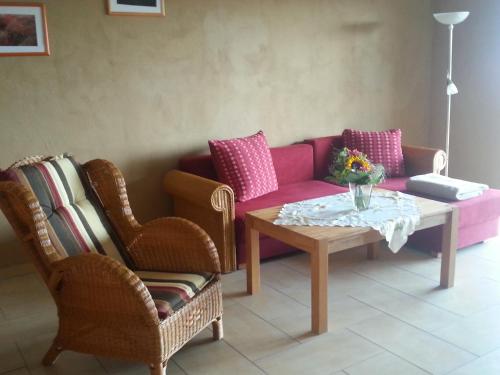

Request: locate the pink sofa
(305, 135), (500, 255)
(164, 135), (452, 272)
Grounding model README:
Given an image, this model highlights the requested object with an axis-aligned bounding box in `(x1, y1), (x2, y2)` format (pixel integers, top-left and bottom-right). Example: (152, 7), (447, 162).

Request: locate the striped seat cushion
(135, 271), (215, 320)
(1, 154), (128, 265)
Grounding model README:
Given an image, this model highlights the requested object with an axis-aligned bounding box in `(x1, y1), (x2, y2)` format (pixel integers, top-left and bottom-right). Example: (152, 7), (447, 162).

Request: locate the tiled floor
(1, 239), (500, 374)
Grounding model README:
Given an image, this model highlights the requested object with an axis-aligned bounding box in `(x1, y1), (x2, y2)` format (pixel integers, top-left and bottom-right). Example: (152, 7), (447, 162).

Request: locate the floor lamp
(433, 11), (469, 176)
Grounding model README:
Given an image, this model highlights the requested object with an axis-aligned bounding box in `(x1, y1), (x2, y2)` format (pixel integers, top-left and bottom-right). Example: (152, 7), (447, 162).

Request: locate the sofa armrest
(164, 170), (236, 273)
(402, 145), (447, 176)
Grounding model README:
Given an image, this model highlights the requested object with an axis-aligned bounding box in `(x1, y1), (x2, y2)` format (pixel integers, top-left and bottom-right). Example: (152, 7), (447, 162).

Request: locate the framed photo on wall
(0, 3), (49, 56)
(107, 0), (165, 16)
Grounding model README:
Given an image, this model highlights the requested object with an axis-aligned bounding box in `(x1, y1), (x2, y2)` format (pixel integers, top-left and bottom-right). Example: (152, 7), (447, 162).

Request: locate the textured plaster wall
(0, 0), (433, 267)
(430, 0), (500, 186)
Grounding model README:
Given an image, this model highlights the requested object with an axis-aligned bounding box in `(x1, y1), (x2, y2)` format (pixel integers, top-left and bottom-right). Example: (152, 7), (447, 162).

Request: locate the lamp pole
(445, 24), (453, 176)
(433, 11), (469, 176)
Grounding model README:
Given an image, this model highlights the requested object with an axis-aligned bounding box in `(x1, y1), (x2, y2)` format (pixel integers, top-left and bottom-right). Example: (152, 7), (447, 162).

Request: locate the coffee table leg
(311, 241), (328, 334)
(440, 207), (459, 288)
(246, 218), (261, 294)
(367, 241), (379, 260)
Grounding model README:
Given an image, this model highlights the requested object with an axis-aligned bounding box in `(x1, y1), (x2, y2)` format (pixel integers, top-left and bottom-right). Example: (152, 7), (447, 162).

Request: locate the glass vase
(349, 183), (373, 211)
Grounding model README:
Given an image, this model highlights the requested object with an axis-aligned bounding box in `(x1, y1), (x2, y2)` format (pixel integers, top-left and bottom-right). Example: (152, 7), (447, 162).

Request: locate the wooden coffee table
(245, 192), (458, 334)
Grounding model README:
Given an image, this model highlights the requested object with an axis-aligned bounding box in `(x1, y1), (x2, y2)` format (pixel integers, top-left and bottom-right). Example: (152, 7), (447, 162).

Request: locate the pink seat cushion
(234, 180), (348, 262)
(209, 131), (278, 202)
(342, 129), (405, 177)
(378, 177), (409, 192)
(409, 188), (500, 252)
(426, 188), (500, 229)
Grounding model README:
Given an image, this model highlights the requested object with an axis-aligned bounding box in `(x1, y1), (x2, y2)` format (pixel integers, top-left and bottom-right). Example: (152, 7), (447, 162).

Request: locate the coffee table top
(245, 190), (453, 253)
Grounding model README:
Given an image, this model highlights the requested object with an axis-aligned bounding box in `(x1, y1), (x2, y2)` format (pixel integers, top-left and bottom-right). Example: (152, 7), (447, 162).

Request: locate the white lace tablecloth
(274, 191), (421, 252)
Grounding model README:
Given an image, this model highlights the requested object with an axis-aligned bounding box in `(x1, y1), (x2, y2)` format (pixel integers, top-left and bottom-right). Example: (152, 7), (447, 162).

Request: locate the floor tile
(0, 311), (58, 343)
(285, 269), (381, 308)
(277, 252), (310, 274)
(349, 314), (476, 374)
(17, 332), (106, 374)
(221, 304), (298, 360)
(449, 347), (500, 375)
(0, 274), (55, 320)
(173, 329), (264, 374)
(269, 296), (382, 342)
(0, 340), (25, 374)
(352, 258), (500, 316)
(1, 368), (31, 375)
(457, 238), (500, 264)
(433, 305), (500, 355)
(412, 277), (500, 317)
(255, 329), (382, 375)
(97, 357), (185, 374)
(350, 258), (439, 294)
(232, 284), (309, 321)
(221, 269), (248, 307)
(349, 282), (459, 332)
(344, 351), (429, 375)
(2, 239), (500, 375)
(402, 247), (500, 283)
(0, 263), (35, 281)
(261, 261), (311, 293)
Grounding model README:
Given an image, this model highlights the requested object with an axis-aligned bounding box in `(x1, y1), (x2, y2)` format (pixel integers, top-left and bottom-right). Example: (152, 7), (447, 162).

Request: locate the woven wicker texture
(0, 157), (223, 375)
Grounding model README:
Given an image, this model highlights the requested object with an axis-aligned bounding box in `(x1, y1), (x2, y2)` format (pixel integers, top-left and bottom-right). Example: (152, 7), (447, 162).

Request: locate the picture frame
(0, 2), (49, 56)
(106, 0), (165, 16)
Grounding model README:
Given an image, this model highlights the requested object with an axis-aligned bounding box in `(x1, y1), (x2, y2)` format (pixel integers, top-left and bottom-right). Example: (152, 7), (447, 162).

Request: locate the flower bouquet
(326, 147), (385, 210)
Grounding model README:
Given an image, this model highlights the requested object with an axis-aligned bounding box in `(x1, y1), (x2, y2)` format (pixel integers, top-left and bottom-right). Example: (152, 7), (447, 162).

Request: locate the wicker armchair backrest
(0, 155), (135, 281)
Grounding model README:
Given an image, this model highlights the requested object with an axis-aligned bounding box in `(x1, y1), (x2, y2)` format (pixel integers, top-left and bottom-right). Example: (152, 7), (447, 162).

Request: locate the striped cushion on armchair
(136, 271), (215, 320)
(1, 154), (129, 265)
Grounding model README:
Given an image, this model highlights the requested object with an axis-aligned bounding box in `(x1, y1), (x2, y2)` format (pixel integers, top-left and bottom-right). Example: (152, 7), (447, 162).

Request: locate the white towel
(406, 173), (489, 201)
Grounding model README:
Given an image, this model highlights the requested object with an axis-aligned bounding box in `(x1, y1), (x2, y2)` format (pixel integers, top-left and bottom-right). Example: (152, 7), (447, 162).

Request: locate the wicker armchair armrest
(164, 170), (235, 273)
(127, 217), (221, 275)
(50, 253), (160, 327)
(402, 145), (447, 176)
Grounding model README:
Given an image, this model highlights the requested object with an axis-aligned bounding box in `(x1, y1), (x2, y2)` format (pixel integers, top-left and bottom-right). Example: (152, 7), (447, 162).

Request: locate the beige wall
(430, 0), (500, 185)
(0, 0), (433, 267)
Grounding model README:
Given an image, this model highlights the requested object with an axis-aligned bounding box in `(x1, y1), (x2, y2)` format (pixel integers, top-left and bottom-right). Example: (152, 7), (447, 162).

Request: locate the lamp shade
(433, 12), (469, 25)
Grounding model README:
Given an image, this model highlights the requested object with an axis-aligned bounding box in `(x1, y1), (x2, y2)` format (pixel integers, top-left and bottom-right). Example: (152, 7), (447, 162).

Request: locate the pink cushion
(304, 136), (344, 179)
(271, 144), (314, 185)
(179, 154), (218, 181)
(180, 144), (315, 186)
(342, 129), (405, 177)
(209, 131), (279, 202)
(234, 180), (348, 263)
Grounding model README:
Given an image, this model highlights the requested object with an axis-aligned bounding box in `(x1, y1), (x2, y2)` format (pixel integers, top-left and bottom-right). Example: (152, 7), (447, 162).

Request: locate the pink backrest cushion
(271, 144), (314, 185)
(208, 131), (278, 202)
(178, 154), (218, 181)
(304, 135), (344, 179)
(179, 144), (314, 187)
(342, 129), (405, 177)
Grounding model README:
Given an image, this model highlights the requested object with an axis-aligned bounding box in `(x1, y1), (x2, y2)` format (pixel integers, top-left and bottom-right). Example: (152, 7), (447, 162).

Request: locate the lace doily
(274, 191), (421, 252)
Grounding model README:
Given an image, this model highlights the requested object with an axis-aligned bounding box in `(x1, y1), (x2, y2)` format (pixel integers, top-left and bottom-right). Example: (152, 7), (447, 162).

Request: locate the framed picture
(0, 2), (49, 56)
(106, 0), (165, 16)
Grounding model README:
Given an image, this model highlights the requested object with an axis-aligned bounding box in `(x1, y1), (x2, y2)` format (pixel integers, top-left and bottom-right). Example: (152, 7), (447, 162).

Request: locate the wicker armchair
(0, 156), (223, 375)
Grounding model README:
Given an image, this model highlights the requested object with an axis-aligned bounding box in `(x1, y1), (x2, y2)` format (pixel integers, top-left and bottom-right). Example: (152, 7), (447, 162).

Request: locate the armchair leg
(212, 316), (223, 340)
(42, 342), (63, 366)
(150, 362), (166, 375)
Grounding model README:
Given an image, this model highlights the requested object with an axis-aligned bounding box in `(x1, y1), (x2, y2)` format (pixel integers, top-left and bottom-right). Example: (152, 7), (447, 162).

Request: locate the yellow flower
(346, 156), (371, 172)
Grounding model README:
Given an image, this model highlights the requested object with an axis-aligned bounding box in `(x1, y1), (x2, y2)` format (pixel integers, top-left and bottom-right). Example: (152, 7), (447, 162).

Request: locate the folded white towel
(406, 173), (489, 201)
